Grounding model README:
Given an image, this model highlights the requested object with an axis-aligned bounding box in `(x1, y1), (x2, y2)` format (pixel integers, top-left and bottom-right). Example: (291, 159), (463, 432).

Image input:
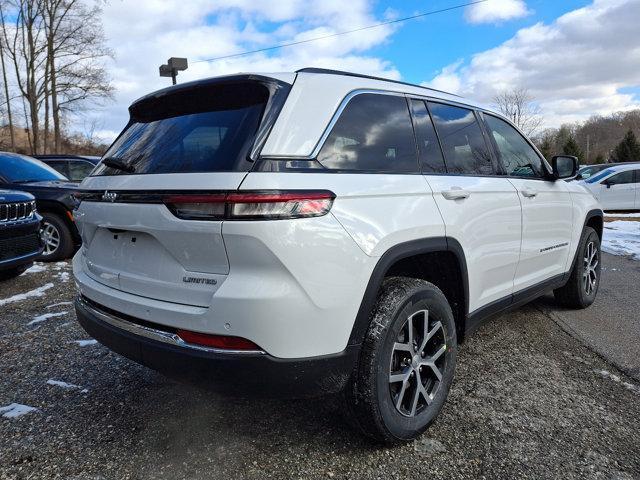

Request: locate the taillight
(164, 191), (335, 221)
(176, 329), (261, 351)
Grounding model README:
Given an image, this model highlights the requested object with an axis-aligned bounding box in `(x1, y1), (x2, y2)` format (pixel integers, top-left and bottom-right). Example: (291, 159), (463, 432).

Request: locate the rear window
(93, 82), (269, 175)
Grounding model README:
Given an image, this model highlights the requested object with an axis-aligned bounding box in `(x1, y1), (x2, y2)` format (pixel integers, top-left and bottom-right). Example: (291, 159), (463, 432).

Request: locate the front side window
(317, 93), (418, 173)
(68, 161), (96, 181)
(606, 170), (634, 185)
(409, 99), (446, 173)
(427, 102), (493, 175)
(484, 114), (544, 178)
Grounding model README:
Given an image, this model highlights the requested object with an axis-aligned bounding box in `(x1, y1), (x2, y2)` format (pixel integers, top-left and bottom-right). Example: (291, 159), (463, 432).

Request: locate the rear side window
(428, 102), (493, 175)
(93, 82), (269, 175)
(484, 114), (544, 178)
(317, 94), (418, 173)
(409, 99), (446, 173)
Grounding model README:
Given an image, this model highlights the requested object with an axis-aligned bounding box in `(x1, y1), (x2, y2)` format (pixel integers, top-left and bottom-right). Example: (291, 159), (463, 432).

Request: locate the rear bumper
(75, 296), (358, 398)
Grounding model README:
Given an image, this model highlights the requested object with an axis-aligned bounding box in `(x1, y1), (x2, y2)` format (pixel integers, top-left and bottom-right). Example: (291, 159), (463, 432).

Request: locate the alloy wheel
(42, 221), (61, 256)
(389, 309), (447, 417)
(583, 240), (599, 296)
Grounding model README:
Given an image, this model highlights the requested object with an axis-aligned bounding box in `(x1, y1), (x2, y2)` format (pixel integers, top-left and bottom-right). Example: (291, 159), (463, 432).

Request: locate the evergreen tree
(563, 135), (584, 163)
(594, 153), (605, 164)
(612, 129), (640, 162)
(539, 138), (553, 161)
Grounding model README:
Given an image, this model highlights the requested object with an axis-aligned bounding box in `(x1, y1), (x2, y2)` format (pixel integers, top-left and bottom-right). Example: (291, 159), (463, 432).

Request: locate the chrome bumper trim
(77, 296), (266, 355)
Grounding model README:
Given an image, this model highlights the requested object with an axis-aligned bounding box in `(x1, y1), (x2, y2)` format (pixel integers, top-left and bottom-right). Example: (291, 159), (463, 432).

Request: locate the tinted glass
(94, 83), (269, 175)
(68, 161), (96, 181)
(586, 168), (615, 183)
(427, 103), (493, 175)
(607, 170), (634, 185)
(0, 153), (67, 182)
(409, 99), (446, 173)
(46, 160), (69, 178)
(485, 115), (544, 177)
(317, 94), (418, 173)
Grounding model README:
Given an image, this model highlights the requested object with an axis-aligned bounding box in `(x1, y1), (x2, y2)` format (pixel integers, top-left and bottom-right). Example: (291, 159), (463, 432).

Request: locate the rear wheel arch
(348, 237), (469, 346)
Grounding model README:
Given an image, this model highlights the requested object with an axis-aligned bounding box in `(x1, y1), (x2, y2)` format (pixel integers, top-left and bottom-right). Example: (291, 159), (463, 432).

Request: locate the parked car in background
(72, 69), (602, 443)
(577, 162), (640, 180)
(0, 152), (80, 260)
(35, 154), (100, 182)
(583, 163), (640, 210)
(0, 190), (43, 280)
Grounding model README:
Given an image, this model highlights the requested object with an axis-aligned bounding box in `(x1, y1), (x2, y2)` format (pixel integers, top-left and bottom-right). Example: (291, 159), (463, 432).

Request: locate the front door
(482, 113), (573, 291)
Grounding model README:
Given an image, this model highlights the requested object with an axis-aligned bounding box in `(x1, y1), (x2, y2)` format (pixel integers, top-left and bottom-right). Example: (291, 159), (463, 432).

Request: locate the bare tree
(0, 0), (49, 154)
(0, 5), (15, 150)
(493, 88), (543, 137)
(43, 0), (113, 152)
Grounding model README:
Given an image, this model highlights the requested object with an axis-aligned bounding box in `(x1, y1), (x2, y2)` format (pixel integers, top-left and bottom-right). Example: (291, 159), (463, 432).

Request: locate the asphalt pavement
(1, 259), (639, 479)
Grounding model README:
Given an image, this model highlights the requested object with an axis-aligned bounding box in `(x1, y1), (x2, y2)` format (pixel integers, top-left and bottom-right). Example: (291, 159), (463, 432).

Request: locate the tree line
(0, 0), (112, 155)
(534, 110), (640, 165)
(493, 89), (640, 165)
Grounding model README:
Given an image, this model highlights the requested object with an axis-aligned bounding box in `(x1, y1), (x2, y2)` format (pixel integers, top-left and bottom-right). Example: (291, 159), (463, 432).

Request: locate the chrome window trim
(77, 296), (266, 356)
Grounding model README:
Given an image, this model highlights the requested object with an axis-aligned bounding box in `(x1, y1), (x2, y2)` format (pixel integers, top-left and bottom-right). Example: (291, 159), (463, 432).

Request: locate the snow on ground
(71, 339), (97, 347)
(0, 283), (54, 307)
(21, 263), (48, 275)
(605, 213), (640, 218)
(0, 403), (39, 418)
(46, 379), (88, 393)
(56, 271), (70, 282)
(27, 311), (67, 326)
(602, 220), (640, 260)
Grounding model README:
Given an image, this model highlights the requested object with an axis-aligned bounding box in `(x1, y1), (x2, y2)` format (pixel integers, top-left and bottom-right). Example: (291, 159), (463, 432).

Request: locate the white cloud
(427, 0), (640, 128)
(465, 0), (530, 24)
(86, 0), (400, 140)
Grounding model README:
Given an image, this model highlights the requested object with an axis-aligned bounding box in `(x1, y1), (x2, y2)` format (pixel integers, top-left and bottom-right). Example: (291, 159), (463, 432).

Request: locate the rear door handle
(441, 187), (470, 200)
(521, 188), (538, 198)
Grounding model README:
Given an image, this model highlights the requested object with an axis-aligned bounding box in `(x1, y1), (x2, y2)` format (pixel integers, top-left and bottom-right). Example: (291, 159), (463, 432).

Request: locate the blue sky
(91, 0), (640, 141)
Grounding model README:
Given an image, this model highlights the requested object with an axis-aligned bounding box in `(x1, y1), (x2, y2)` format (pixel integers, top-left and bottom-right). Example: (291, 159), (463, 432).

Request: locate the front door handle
(521, 188), (538, 198)
(441, 187), (470, 200)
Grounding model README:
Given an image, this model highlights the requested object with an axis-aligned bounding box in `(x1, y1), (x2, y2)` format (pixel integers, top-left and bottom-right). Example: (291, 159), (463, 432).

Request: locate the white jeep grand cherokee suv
(73, 68), (602, 443)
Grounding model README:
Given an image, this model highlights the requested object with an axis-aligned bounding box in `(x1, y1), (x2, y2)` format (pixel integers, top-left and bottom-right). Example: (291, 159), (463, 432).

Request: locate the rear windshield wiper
(102, 157), (135, 173)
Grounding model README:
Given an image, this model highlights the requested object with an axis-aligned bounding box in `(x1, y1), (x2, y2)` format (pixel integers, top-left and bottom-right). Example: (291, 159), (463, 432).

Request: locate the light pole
(159, 57), (188, 85)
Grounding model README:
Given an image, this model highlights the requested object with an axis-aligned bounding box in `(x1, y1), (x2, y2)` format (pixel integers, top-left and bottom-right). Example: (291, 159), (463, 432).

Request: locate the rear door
(482, 113), (573, 290)
(424, 101), (522, 313)
(77, 80), (284, 306)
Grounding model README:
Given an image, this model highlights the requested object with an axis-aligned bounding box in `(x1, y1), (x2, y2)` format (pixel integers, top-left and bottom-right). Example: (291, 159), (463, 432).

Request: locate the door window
(606, 171), (634, 185)
(317, 93), (419, 173)
(427, 102), (493, 175)
(409, 99), (446, 173)
(68, 161), (96, 181)
(46, 160), (69, 178)
(484, 115), (544, 178)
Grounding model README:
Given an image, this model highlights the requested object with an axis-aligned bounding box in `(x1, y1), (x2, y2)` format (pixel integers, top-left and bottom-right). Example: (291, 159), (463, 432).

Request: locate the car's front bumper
(75, 295), (358, 398)
(0, 218), (43, 271)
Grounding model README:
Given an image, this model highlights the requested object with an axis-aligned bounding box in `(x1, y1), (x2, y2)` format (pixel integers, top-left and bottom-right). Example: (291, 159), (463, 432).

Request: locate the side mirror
(602, 179), (612, 188)
(551, 155), (578, 179)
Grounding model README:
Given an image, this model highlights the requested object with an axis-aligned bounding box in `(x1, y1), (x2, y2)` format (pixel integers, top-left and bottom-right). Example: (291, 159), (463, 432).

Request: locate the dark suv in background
(0, 152), (80, 261)
(0, 190), (43, 280)
(35, 154), (100, 182)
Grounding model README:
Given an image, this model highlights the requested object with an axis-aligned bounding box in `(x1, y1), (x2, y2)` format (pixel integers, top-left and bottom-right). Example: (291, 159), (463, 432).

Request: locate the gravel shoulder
(1, 261), (640, 479)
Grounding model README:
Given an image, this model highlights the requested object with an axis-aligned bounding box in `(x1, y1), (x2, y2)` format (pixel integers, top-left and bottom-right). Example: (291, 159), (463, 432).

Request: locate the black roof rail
(295, 67), (461, 98)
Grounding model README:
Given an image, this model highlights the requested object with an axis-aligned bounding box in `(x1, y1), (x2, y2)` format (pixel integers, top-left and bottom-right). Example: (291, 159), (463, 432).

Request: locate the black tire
(345, 277), (457, 444)
(0, 264), (29, 281)
(554, 226), (601, 309)
(40, 212), (74, 262)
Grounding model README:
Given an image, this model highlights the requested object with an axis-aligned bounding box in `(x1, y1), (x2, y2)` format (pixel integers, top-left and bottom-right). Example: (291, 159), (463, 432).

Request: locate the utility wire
(193, 0), (487, 64)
